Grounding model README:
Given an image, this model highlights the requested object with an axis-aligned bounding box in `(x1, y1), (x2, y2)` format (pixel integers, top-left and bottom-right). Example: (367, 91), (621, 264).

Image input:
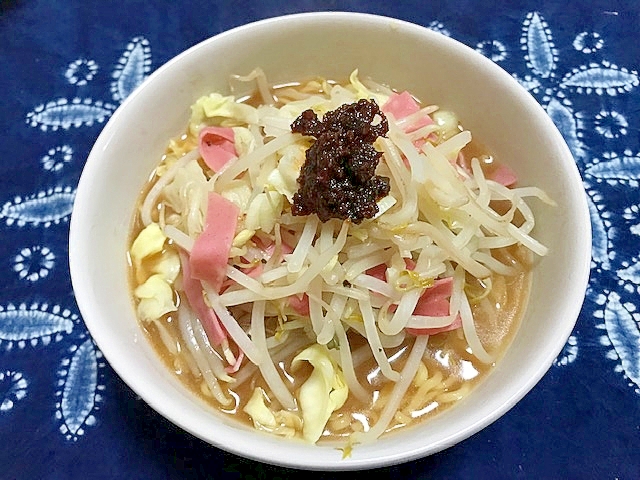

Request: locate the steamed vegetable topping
(129, 69), (554, 448)
(291, 344), (348, 442)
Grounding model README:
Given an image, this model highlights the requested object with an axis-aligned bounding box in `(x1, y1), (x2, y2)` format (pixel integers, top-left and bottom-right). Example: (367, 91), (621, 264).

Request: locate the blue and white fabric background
(1, 1), (638, 478)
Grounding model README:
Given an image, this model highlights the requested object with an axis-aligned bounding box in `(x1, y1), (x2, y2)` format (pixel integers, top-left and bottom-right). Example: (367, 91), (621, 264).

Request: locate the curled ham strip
(486, 163), (518, 187)
(365, 263), (387, 281)
(406, 277), (462, 336)
(457, 151), (518, 187)
(365, 258), (415, 281)
(198, 126), (237, 171)
(263, 239), (293, 260)
(385, 92), (518, 187)
(225, 350), (244, 374)
(366, 261), (462, 336)
(383, 91), (434, 158)
(179, 251), (227, 346)
(190, 192), (240, 293)
(382, 91), (434, 133)
(245, 235), (305, 313)
(182, 192), (241, 353)
(288, 293), (310, 316)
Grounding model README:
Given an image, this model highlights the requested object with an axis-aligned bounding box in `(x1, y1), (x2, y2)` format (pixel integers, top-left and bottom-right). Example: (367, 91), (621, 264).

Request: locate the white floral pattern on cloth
(0, 370), (28, 412)
(65, 58), (99, 86)
(26, 98), (115, 132)
(494, 12), (640, 391)
(56, 338), (107, 441)
(573, 32), (604, 54)
(0, 303), (76, 350)
(0, 36), (152, 441)
(12, 245), (56, 282)
(41, 145), (74, 172)
(475, 40), (508, 63)
(110, 36), (152, 103)
(1, 186), (76, 227)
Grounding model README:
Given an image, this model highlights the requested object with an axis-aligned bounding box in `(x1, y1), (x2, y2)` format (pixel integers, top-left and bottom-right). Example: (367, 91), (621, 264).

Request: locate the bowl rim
(69, 10), (592, 471)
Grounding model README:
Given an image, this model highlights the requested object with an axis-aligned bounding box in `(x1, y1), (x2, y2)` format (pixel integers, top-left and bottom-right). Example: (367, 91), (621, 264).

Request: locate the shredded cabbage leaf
(244, 190), (284, 234)
(243, 387), (302, 438)
(134, 273), (177, 321)
(130, 223), (166, 266)
(162, 159), (208, 237)
(189, 93), (259, 133)
(291, 344), (348, 443)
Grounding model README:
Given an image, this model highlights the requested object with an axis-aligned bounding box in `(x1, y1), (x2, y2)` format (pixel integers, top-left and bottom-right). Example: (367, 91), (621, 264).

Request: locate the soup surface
(128, 70), (548, 446)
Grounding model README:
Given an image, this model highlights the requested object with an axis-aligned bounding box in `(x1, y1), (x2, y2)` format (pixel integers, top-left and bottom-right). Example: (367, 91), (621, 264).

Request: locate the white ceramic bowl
(69, 12), (591, 471)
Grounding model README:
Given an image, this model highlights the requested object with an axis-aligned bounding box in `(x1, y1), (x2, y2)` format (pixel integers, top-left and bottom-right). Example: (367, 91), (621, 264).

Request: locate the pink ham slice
(288, 293), (310, 316)
(366, 261), (462, 336)
(457, 151), (518, 187)
(179, 251), (227, 346)
(245, 236), (304, 314)
(199, 126), (237, 172)
(487, 163), (518, 187)
(189, 192), (239, 293)
(382, 91), (434, 133)
(407, 277), (462, 336)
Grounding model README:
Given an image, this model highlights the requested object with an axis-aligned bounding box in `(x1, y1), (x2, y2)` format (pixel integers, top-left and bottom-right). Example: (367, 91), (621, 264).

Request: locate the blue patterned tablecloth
(1, 1), (639, 478)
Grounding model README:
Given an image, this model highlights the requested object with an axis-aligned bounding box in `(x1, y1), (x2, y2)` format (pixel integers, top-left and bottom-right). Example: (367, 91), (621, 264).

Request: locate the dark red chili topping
(290, 99), (391, 224)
